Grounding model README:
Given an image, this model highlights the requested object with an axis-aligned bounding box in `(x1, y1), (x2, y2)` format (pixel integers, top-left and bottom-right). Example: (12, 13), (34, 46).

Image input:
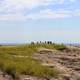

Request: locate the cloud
(0, 0), (75, 12)
(0, 0), (79, 21)
(26, 9), (71, 20)
(0, 0), (60, 16)
(25, 9), (80, 20)
(0, 9), (80, 21)
(0, 0), (54, 11)
(0, 14), (26, 21)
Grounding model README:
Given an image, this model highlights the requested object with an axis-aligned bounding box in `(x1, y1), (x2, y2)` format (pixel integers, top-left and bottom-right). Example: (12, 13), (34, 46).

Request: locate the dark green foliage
(53, 44), (67, 51)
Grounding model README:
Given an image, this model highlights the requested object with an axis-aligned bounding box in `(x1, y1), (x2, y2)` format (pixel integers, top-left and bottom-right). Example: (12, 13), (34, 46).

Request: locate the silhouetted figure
(45, 41), (47, 44)
(47, 41), (52, 44)
(31, 42), (35, 45)
(49, 41), (52, 44)
(40, 41), (42, 44)
(37, 41), (39, 44)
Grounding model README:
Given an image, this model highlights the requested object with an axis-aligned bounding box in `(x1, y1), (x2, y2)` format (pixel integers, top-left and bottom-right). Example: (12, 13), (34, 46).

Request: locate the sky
(0, 0), (80, 43)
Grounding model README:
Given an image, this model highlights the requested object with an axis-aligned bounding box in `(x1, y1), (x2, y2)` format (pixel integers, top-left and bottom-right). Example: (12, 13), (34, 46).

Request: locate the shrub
(53, 44), (67, 51)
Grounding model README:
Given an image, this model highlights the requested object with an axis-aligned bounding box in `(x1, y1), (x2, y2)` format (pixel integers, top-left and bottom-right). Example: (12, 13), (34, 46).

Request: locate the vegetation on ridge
(0, 43), (66, 79)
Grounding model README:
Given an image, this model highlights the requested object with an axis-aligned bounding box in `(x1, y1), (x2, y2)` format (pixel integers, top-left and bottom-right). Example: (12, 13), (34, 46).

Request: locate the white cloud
(0, 0), (54, 11)
(0, 0), (74, 12)
(0, 0), (59, 16)
(0, 9), (80, 21)
(25, 9), (80, 20)
(0, 13), (26, 21)
(26, 9), (71, 20)
(0, 0), (79, 21)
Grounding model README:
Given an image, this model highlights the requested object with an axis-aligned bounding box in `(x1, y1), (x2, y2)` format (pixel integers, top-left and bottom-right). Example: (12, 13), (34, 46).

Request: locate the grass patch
(0, 43), (66, 79)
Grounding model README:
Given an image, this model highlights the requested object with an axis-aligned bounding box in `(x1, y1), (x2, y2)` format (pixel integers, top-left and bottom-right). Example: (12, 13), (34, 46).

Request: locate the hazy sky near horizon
(0, 0), (80, 43)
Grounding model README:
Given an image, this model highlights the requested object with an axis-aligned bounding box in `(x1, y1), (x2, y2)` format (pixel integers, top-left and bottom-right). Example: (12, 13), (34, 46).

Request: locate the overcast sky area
(0, 0), (80, 43)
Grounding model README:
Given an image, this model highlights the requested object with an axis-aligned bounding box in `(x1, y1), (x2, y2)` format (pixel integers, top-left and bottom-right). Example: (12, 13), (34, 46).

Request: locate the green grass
(0, 43), (66, 79)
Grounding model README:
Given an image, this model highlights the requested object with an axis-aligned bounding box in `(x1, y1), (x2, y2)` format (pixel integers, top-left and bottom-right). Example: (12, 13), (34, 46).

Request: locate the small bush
(53, 44), (67, 51)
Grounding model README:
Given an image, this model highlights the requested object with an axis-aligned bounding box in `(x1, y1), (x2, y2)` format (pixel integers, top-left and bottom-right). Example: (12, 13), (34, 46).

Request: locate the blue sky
(0, 0), (80, 43)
